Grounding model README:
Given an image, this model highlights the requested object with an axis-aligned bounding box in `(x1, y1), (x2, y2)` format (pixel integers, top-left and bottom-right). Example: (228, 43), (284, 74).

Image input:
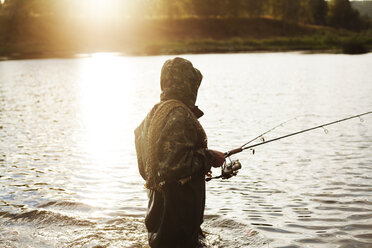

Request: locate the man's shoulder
(153, 100), (191, 121)
(161, 100), (194, 122)
(157, 100), (189, 114)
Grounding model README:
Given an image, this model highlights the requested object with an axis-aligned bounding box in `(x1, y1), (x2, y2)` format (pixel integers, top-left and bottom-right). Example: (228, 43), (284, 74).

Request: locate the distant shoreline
(0, 40), (369, 61)
(0, 49), (368, 62)
(1, 17), (371, 61)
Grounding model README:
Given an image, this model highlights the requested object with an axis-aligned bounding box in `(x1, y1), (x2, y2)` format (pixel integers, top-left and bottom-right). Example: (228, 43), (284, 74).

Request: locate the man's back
(134, 57), (225, 248)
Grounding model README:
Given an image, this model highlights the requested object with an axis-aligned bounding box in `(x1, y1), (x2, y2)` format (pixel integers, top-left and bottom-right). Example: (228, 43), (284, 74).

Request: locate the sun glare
(77, 53), (137, 209)
(87, 0), (109, 18)
(79, 53), (135, 163)
(80, 0), (127, 20)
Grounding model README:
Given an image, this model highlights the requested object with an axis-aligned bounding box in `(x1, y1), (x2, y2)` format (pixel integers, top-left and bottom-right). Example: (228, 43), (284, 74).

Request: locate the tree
(309, 0), (328, 25)
(190, 0), (221, 18)
(245, 0), (264, 18)
(328, 0), (363, 30)
(270, 0), (301, 22)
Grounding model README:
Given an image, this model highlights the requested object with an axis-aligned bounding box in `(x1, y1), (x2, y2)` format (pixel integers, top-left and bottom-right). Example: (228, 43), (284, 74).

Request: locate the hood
(160, 57), (203, 116)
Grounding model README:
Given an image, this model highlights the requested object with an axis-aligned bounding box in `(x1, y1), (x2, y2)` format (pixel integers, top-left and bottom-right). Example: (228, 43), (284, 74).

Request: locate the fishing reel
(206, 158), (242, 181)
(222, 159), (242, 179)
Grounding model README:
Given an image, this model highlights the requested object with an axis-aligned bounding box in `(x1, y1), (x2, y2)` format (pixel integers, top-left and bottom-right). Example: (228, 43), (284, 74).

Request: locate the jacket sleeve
(156, 107), (215, 183)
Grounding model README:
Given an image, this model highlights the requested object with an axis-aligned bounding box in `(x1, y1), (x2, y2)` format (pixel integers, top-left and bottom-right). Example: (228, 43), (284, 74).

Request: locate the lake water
(1, 52), (372, 248)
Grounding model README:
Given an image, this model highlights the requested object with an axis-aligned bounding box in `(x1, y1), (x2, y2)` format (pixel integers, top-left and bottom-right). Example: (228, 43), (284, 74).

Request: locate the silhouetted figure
(135, 57), (225, 248)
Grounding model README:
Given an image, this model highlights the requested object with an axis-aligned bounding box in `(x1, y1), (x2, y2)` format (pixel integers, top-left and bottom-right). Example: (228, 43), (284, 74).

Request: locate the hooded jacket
(134, 57), (215, 248)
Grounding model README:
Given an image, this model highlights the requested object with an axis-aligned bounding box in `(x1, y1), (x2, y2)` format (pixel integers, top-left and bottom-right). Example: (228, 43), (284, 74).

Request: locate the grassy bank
(0, 17), (371, 59)
(143, 33), (372, 55)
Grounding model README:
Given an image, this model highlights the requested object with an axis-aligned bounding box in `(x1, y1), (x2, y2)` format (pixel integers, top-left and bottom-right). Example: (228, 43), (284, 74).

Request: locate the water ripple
(1, 53), (372, 247)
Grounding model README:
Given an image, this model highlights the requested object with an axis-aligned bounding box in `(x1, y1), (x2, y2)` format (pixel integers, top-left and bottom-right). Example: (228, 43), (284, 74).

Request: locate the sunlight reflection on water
(76, 53), (140, 210)
(0, 52), (372, 247)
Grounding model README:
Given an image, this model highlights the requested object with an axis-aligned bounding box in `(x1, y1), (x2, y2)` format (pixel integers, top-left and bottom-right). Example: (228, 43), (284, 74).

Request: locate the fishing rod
(226, 111), (372, 157)
(239, 114), (319, 149)
(207, 111), (372, 181)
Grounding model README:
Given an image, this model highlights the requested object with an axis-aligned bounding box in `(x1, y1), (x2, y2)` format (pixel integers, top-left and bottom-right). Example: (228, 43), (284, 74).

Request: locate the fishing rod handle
(224, 147), (243, 157)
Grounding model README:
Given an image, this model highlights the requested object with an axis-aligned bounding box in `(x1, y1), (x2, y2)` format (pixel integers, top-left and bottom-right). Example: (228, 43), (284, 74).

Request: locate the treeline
(0, 0), (371, 57)
(352, 1), (372, 18)
(149, 0), (329, 25)
(0, 0), (369, 31)
(146, 0), (368, 30)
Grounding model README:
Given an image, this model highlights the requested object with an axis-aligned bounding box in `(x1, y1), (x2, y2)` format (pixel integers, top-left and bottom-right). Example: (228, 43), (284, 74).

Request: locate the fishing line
(207, 111), (372, 181)
(225, 111), (372, 157)
(239, 114), (320, 148)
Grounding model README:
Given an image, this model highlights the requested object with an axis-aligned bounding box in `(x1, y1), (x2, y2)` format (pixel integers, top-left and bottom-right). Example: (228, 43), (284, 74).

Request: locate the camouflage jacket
(135, 99), (215, 190)
(135, 57), (215, 247)
(135, 57), (215, 190)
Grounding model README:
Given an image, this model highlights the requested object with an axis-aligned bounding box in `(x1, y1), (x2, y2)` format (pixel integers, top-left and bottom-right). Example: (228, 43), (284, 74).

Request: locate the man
(135, 57), (225, 248)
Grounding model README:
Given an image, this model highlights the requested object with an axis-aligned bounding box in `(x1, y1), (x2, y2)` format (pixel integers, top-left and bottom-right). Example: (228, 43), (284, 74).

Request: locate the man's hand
(210, 150), (225, 168)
